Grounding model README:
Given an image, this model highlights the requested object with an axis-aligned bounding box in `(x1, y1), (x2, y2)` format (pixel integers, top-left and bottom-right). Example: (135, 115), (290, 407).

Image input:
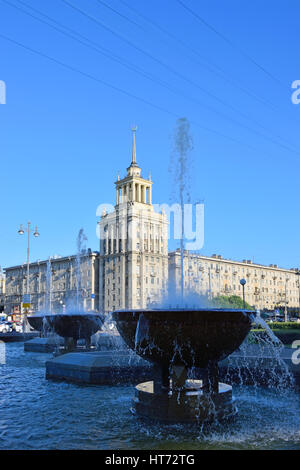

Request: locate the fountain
(111, 119), (256, 422)
(27, 310), (104, 349)
(27, 231), (105, 352)
(45, 311), (104, 351)
(113, 307), (255, 422)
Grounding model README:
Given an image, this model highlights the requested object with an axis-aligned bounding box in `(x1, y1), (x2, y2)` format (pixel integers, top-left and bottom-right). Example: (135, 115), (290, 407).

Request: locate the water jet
(113, 307), (255, 423)
(27, 312), (104, 352)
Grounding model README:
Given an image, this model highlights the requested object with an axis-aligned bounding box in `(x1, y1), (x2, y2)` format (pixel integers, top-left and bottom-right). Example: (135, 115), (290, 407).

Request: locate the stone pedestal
(0, 332), (40, 343)
(24, 332), (125, 354)
(24, 337), (64, 353)
(45, 349), (153, 384)
(133, 380), (236, 423)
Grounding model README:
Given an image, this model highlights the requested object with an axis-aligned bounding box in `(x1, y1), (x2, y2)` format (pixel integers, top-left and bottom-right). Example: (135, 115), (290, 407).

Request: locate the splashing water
(156, 289), (211, 310)
(45, 257), (52, 313)
(170, 118), (193, 299)
(75, 228), (87, 311)
(224, 313), (295, 391)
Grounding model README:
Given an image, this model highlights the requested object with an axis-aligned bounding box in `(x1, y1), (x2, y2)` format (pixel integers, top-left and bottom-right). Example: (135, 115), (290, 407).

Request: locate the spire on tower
(131, 125), (137, 165)
(126, 125), (141, 178)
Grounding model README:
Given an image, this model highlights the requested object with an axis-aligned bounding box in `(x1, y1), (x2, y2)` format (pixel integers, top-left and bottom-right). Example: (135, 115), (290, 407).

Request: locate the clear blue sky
(0, 0), (299, 270)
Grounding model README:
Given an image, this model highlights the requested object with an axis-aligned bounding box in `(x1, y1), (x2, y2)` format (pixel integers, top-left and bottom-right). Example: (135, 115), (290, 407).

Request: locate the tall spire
(126, 125), (141, 177)
(131, 125), (137, 165)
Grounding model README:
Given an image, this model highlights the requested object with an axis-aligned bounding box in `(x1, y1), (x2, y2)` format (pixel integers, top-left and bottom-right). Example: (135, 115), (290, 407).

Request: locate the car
(15, 323), (23, 333)
(0, 322), (10, 333)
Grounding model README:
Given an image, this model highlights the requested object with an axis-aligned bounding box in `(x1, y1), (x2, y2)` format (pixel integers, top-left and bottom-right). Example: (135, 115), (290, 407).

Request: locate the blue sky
(0, 0), (299, 270)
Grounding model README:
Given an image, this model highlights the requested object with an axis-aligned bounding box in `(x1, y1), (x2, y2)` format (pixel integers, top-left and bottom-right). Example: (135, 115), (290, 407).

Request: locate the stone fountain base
(24, 332), (126, 354)
(133, 380), (237, 423)
(24, 336), (64, 353)
(45, 349), (153, 384)
(0, 332), (40, 343)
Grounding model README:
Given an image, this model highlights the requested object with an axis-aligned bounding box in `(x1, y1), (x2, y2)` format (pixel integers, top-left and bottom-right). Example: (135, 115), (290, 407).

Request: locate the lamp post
(18, 222), (40, 318)
(240, 278), (246, 309)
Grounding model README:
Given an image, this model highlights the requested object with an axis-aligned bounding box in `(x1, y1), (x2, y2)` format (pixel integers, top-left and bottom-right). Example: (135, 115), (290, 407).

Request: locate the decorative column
(141, 185), (145, 203)
(148, 186), (152, 204)
(105, 229), (109, 255)
(137, 184), (141, 202)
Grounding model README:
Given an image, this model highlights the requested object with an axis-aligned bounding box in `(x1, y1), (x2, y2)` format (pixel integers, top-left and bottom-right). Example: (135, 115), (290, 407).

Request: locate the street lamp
(240, 278), (246, 309)
(18, 221), (40, 315)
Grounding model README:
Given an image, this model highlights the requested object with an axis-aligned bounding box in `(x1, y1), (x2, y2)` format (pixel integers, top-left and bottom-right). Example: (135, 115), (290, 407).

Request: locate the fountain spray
(75, 228), (87, 311)
(172, 118), (193, 299)
(45, 257), (52, 313)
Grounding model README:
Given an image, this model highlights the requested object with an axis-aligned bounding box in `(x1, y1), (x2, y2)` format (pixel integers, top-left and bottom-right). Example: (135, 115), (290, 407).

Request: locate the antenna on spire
(131, 125), (137, 165)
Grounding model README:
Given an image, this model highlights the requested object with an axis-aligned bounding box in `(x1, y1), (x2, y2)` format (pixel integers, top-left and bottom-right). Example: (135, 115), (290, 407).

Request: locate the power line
(116, 0), (300, 139)
(5, 0), (179, 94)
(4, 0), (292, 153)
(0, 31), (271, 156)
(59, 0), (299, 155)
(176, 0), (285, 88)
(6, 0), (290, 149)
(62, 0), (274, 119)
(116, 0), (277, 111)
(1, 2), (298, 158)
(94, 0), (144, 31)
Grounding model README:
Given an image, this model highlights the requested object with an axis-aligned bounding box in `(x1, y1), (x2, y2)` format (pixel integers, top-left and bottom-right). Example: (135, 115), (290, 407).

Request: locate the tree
(211, 295), (253, 310)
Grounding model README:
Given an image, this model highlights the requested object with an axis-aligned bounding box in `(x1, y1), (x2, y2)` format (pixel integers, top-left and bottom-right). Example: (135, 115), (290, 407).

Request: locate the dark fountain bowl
(113, 308), (256, 423)
(27, 313), (47, 332)
(45, 312), (104, 340)
(27, 312), (104, 340)
(113, 308), (255, 369)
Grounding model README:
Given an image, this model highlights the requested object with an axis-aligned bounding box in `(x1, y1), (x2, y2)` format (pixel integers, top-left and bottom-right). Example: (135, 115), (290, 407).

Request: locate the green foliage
(250, 321), (300, 345)
(250, 329), (299, 345)
(211, 295), (253, 310)
(254, 321), (300, 330)
(269, 321), (300, 330)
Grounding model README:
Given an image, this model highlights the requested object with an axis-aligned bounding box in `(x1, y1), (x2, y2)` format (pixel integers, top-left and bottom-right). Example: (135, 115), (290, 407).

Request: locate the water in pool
(0, 343), (299, 450)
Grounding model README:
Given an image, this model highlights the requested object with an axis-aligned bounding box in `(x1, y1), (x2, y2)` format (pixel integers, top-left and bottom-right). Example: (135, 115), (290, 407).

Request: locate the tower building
(99, 127), (169, 313)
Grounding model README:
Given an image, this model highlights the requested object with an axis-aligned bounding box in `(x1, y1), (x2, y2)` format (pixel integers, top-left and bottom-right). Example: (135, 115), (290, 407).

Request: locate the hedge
(253, 321), (300, 330)
(249, 328), (300, 345)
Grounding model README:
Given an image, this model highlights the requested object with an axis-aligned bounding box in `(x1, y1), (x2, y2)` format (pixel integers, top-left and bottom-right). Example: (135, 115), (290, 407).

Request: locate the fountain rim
(112, 307), (255, 322)
(113, 307), (255, 313)
(27, 312), (104, 319)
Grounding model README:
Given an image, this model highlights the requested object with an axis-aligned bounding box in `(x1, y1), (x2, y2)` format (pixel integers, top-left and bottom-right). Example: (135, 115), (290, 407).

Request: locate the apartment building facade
(169, 250), (300, 312)
(4, 250), (99, 314)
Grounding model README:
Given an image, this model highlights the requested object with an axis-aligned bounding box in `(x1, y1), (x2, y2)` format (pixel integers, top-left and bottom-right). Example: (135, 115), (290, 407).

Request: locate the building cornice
(168, 251), (298, 274)
(4, 251), (99, 272)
